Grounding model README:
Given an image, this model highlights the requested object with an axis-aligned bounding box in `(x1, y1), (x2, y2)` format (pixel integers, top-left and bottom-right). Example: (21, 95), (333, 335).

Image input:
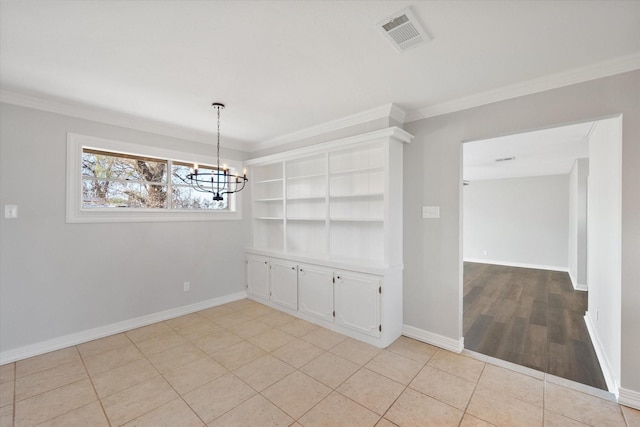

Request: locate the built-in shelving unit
(251, 162), (285, 251)
(245, 127), (412, 347)
(247, 127), (410, 268)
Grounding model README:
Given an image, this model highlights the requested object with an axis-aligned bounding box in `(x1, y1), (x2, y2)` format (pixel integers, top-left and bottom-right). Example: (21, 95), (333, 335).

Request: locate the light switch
(4, 205), (18, 219)
(422, 206), (440, 219)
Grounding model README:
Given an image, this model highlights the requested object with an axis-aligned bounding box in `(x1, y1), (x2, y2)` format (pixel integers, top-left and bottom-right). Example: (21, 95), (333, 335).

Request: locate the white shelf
(330, 217), (384, 222)
(287, 195), (326, 201)
(255, 197), (284, 202)
(330, 166), (383, 176)
(329, 192), (384, 199)
(255, 217), (284, 220)
(287, 173), (326, 181)
(254, 178), (284, 184)
(287, 217), (326, 221)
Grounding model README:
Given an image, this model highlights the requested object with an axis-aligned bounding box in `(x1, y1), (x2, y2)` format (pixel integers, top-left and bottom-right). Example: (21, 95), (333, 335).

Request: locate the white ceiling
(1, 1), (639, 151)
(463, 121), (593, 182)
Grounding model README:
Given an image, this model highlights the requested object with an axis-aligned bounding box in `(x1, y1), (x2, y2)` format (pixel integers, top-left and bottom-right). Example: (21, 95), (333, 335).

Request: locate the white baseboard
(0, 291), (247, 365)
(584, 311), (619, 397)
(568, 269), (588, 291)
(401, 324), (464, 353)
(619, 387), (640, 410)
(464, 258), (568, 273)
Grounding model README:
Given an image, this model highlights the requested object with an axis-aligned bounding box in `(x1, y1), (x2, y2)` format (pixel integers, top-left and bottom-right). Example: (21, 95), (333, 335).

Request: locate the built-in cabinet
(246, 255), (269, 300)
(298, 263), (334, 322)
(246, 253), (396, 345)
(245, 127), (411, 347)
(268, 258), (298, 311)
(334, 271), (381, 338)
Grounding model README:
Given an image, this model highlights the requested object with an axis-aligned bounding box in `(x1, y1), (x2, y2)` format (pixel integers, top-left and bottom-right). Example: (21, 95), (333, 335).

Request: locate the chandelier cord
(216, 105), (221, 172)
(216, 105), (221, 195)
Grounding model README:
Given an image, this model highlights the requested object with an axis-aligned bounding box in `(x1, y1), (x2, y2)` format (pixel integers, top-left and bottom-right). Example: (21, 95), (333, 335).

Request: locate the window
(67, 133), (243, 222)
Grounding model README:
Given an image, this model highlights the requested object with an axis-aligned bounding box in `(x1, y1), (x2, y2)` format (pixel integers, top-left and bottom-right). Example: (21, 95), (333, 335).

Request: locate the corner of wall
(618, 387), (640, 410)
(584, 311), (619, 397)
(401, 324), (464, 353)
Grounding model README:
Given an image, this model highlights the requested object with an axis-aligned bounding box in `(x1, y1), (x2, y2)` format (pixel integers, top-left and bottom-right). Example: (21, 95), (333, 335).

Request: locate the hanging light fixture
(187, 102), (247, 201)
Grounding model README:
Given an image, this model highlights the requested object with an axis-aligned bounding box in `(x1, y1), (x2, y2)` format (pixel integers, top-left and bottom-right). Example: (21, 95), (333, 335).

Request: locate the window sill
(67, 208), (242, 223)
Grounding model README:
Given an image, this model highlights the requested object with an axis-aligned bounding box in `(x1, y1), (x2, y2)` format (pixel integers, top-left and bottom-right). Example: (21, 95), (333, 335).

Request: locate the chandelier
(187, 102), (248, 201)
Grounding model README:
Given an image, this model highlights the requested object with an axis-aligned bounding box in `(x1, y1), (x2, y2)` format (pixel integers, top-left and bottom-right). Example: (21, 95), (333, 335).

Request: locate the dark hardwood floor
(463, 262), (607, 390)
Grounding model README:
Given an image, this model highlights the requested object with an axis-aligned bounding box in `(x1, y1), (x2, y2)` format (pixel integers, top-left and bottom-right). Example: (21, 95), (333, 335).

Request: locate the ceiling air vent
(377, 8), (430, 53)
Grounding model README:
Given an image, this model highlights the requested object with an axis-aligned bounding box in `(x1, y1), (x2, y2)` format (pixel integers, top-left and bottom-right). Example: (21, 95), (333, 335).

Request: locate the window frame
(67, 133), (244, 223)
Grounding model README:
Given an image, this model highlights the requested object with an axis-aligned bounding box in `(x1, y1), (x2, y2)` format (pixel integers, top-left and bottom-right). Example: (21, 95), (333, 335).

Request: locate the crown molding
(251, 103), (407, 152)
(246, 126), (413, 166)
(405, 52), (640, 122)
(0, 88), (253, 152)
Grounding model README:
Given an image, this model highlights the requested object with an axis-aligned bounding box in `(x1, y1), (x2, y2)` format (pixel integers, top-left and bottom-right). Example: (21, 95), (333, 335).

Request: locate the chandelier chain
(216, 105), (221, 172)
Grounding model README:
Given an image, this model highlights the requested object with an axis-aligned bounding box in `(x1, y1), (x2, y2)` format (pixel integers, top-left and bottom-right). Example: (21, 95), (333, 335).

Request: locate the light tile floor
(1, 298), (638, 427)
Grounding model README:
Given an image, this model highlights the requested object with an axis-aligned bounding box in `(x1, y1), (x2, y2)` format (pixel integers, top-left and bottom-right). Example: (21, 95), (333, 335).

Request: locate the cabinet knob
(292, 267), (295, 270)
(337, 275), (341, 279)
(264, 261), (268, 265)
(299, 268), (303, 272)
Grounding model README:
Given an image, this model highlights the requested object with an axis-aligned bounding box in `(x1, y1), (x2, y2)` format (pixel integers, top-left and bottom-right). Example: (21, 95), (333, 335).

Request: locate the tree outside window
(81, 149), (228, 210)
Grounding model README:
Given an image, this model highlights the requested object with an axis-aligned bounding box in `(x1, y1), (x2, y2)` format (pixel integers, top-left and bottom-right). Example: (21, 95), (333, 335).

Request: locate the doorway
(461, 116), (622, 391)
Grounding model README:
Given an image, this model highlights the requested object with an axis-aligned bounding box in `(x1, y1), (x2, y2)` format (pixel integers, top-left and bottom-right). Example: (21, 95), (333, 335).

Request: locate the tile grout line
(377, 346), (440, 426)
(284, 341), (378, 425)
(75, 345), (113, 427)
(12, 363), (16, 427)
(12, 349), (100, 426)
(458, 358), (488, 426)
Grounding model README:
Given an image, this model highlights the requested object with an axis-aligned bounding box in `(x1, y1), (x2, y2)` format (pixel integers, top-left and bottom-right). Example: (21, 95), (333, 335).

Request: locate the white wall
(0, 103), (251, 358)
(463, 175), (569, 270)
(586, 117), (622, 391)
(568, 158), (589, 289)
(403, 70), (640, 400)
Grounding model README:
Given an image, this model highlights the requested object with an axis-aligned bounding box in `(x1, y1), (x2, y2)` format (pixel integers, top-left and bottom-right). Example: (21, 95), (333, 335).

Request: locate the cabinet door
(298, 264), (334, 322)
(334, 271), (381, 337)
(246, 255), (270, 301)
(269, 259), (298, 310)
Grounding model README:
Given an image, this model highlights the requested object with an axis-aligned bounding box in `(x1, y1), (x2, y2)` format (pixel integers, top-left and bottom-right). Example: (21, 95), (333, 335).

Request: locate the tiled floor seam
(16, 376), (101, 425)
(77, 344), (114, 427)
(455, 358), (491, 426)
(155, 355), (212, 427)
(541, 375), (629, 427)
(377, 348), (438, 426)
(542, 368), (546, 427)
(332, 387), (385, 424)
(252, 354), (327, 423)
(12, 366), (16, 427)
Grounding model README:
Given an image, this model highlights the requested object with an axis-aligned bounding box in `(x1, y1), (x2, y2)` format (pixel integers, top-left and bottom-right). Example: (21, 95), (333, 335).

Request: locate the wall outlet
(4, 205), (18, 219)
(183, 281), (190, 292)
(422, 206), (440, 219)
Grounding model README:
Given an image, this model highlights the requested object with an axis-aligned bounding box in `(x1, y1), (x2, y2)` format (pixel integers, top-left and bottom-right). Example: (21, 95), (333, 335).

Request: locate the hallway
(463, 262), (607, 390)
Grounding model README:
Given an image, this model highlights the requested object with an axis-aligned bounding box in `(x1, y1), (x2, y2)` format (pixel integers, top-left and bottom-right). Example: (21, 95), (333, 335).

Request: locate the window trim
(67, 133), (244, 223)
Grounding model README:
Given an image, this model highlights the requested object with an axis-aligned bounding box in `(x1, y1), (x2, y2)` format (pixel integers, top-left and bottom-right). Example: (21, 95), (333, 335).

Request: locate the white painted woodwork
(297, 263), (334, 322)
(246, 254), (270, 301)
(245, 128), (408, 347)
(269, 259), (298, 311)
(247, 127), (410, 268)
(245, 251), (403, 348)
(334, 271), (381, 338)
